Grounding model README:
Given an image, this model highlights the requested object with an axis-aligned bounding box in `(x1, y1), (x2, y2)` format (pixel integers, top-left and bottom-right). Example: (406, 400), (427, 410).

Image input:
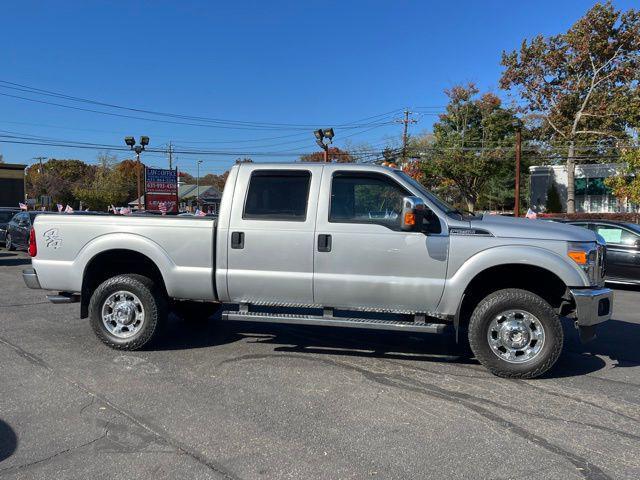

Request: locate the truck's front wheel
(89, 274), (167, 350)
(468, 288), (563, 379)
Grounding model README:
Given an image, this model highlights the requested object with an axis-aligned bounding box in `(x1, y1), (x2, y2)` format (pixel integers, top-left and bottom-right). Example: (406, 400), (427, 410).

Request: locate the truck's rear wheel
(89, 274), (167, 350)
(468, 288), (563, 379)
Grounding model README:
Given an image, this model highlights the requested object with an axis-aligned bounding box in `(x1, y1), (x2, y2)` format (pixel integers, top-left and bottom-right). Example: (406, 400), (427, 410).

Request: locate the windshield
(396, 171), (458, 216)
(624, 223), (640, 235)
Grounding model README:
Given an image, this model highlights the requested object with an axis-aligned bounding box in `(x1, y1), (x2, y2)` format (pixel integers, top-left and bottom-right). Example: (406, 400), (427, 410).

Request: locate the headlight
(567, 241), (598, 285)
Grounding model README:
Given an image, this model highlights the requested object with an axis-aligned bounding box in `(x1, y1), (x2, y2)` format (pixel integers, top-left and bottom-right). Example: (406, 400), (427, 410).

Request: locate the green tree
(545, 183), (563, 213)
(74, 153), (130, 210)
(500, 1), (640, 213)
(419, 84), (519, 212)
(605, 146), (640, 204)
(26, 159), (95, 206)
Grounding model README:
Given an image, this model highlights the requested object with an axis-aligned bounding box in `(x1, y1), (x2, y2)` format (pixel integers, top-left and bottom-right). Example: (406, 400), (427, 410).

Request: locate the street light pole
(125, 136), (149, 211)
(314, 128), (335, 162)
(136, 151), (142, 211)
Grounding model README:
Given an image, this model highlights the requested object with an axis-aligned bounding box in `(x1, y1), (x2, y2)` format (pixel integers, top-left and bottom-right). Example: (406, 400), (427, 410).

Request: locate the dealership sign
(144, 167), (178, 213)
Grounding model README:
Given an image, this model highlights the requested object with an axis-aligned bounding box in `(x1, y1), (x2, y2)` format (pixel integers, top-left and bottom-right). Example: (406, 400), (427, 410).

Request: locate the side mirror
(400, 196), (426, 232)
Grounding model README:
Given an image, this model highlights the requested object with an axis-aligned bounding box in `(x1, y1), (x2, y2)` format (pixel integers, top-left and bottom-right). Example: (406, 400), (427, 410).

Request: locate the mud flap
(577, 323), (597, 343)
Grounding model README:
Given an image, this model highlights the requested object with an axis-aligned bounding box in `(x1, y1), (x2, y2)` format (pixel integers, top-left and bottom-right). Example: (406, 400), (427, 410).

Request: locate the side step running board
(47, 293), (80, 304)
(221, 310), (447, 333)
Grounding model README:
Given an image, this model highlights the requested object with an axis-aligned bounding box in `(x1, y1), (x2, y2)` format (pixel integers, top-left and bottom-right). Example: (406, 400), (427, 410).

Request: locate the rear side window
(243, 170), (311, 221)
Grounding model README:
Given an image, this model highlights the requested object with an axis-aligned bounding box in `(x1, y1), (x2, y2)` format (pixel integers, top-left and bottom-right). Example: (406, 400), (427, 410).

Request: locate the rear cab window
(243, 170), (311, 221)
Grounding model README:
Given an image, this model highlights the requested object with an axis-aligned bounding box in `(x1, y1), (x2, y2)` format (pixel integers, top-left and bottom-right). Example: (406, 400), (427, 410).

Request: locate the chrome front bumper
(22, 268), (41, 290)
(570, 287), (613, 327)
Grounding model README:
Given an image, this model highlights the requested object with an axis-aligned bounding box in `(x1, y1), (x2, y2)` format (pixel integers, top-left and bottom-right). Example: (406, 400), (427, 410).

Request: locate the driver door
(313, 168), (449, 313)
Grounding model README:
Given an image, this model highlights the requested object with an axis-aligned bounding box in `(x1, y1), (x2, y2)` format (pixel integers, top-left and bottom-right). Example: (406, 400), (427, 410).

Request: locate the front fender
(437, 245), (588, 317)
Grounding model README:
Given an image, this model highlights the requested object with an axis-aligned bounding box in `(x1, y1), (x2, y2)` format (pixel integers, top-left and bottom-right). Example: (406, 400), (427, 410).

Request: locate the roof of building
(0, 163), (27, 170)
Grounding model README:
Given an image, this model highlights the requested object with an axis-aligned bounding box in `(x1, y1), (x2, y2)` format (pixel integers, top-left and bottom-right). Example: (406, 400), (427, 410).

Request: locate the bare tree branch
(575, 130), (621, 137)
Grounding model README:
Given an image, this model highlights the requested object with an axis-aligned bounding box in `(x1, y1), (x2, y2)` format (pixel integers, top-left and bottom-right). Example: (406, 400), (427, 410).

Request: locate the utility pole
(514, 126), (522, 217)
(196, 160), (203, 210)
(32, 156), (47, 207)
(167, 142), (174, 170)
(32, 156), (46, 173)
(397, 109), (417, 165)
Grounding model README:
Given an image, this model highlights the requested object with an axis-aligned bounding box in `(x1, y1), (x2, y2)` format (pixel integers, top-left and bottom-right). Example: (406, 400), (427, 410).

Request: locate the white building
(529, 163), (639, 213)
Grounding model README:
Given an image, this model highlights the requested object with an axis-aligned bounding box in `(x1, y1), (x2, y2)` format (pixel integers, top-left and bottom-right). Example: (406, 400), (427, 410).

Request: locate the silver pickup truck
(23, 162), (612, 378)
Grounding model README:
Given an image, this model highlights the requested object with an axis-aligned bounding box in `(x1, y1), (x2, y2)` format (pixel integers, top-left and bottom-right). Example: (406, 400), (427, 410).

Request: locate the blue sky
(0, 0), (636, 175)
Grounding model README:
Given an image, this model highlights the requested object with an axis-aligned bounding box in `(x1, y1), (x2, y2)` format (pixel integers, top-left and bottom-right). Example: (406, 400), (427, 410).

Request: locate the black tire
(468, 288), (563, 379)
(88, 274), (167, 350)
(172, 300), (221, 322)
(6, 234), (15, 251)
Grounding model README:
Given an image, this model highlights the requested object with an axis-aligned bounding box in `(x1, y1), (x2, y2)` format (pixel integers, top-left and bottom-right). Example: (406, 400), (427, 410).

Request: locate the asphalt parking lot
(1, 250), (639, 480)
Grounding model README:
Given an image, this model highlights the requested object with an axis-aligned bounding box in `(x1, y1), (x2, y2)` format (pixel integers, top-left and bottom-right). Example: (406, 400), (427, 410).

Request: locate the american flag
(525, 208), (537, 219)
(57, 204), (64, 212)
(195, 208), (206, 217)
(64, 205), (74, 213)
(120, 207), (131, 215)
(158, 202), (167, 215)
(19, 202), (28, 210)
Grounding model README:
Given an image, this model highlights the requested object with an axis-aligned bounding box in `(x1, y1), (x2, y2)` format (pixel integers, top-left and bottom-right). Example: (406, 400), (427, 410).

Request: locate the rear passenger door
(226, 166), (321, 305)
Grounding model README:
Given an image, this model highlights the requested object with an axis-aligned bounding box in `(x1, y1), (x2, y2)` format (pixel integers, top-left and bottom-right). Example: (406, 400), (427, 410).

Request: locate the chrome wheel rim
(101, 291), (145, 339)
(487, 310), (545, 364)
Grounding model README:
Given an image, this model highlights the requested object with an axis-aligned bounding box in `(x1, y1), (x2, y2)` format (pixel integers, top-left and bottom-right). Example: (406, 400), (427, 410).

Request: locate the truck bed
(32, 214), (219, 301)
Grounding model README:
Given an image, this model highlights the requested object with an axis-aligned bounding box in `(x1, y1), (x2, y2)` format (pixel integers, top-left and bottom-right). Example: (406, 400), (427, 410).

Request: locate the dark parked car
(565, 219), (640, 285)
(5, 210), (108, 250)
(0, 208), (21, 246)
(5, 211), (55, 251)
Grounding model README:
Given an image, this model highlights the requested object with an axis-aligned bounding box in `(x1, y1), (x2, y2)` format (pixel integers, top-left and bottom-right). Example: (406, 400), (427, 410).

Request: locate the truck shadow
(0, 418), (18, 463)
(156, 313), (639, 379)
(554, 316), (640, 377)
(0, 252), (31, 266)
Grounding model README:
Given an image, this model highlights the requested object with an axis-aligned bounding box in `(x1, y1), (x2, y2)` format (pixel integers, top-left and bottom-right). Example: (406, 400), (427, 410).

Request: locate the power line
(0, 80), (404, 130)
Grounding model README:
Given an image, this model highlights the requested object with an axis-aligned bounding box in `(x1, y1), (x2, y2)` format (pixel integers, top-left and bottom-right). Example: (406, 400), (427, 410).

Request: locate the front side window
(243, 170), (311, 221)
(594, 224), (638, 246)
(330, 173), (408, 228)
